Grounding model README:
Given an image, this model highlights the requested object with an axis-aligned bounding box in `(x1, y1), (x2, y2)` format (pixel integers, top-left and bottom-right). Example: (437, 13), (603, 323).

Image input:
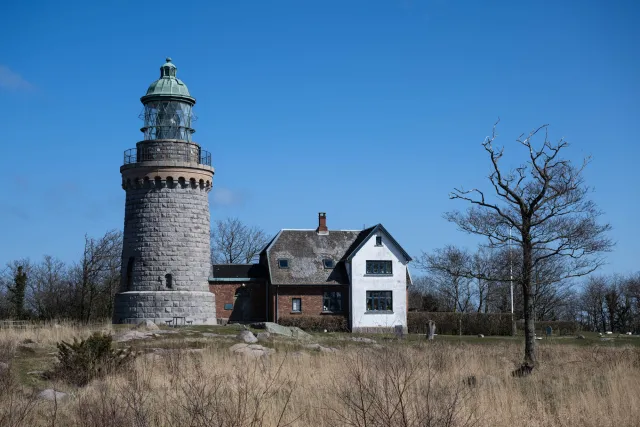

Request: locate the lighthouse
(113, 58), (216, 325)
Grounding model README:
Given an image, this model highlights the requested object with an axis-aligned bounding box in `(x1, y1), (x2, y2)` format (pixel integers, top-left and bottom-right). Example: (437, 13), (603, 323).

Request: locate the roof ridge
(279, 228), (362, 232)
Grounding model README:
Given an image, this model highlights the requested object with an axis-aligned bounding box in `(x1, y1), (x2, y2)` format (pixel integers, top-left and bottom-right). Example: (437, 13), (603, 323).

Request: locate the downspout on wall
(275, 285), (279, 323)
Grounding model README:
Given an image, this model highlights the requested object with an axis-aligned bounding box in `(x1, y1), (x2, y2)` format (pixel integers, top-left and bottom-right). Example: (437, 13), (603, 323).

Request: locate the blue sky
(0, 0), (638, 276)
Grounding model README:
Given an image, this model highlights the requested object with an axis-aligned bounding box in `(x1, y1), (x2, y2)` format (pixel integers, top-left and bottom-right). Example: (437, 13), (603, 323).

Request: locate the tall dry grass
(0, 320), (112, 347)
(1, 325), (640, 426)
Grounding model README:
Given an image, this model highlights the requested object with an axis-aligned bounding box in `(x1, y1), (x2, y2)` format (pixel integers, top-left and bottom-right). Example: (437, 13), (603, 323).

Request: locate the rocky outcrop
(256, 332), (271, 342)
(260, 322), (312, 340)
(237, 330), (258, 343)
(304, 343), (339, 353)
(136, 320), (160, 330)
(229, 343), (275, 358)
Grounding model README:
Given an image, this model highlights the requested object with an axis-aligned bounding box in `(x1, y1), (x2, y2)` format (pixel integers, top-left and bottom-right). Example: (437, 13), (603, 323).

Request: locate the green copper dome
(141, 57), (195, 104)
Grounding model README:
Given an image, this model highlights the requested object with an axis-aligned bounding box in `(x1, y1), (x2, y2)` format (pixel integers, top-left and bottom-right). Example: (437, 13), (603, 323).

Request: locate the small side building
(208, 264), (268, 324)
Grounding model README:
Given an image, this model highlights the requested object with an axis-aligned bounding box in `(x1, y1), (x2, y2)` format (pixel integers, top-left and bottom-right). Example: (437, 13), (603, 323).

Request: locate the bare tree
(472, 248), (494, 313)
(70, 230), (122, 322)
(415, 245), (475, 313)
(210, 217), (270, 264)
(407, 276), (441, 312)
(28, 256), (70, 319)
(446, 121), (613, 367)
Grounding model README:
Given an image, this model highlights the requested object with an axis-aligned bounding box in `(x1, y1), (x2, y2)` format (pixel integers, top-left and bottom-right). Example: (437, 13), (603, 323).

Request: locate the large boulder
(237, 330), (258, 344)
(136, 320), (160, 331)
(263, 322), (312, 340)
(229, 343), (275, 358)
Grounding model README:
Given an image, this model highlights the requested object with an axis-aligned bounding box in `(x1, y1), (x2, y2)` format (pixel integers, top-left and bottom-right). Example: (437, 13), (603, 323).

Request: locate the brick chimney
(317, 212), (328, 235)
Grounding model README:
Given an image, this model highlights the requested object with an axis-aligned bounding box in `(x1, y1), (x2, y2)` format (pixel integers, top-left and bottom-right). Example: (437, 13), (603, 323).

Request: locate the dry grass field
(1, 322), (640, 427)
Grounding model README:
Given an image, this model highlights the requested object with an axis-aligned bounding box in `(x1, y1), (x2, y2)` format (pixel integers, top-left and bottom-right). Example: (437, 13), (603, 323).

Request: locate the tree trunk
(522, 235), (537, 367)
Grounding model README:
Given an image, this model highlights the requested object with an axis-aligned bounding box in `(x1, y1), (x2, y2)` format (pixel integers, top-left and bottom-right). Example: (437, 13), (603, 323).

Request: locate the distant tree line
(0, 217), (270, 322)
(0, 230), (122, 322)
(409, 244), (639, 333)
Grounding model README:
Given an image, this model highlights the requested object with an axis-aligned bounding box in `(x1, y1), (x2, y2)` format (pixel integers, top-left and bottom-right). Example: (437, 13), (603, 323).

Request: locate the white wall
(350, 231), (409, 332)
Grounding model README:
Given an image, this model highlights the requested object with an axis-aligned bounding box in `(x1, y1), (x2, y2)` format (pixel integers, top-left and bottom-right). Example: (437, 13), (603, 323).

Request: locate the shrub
(279, 315), (349, 332)
(409, 312), (581, 336)
(48, 332), (136, 386)
(518, 320), (580, 336)
(408, 312), (513, 336)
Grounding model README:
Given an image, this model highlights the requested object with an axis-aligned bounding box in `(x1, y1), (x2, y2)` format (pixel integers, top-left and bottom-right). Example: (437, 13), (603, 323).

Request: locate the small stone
(350, 337), (376, 344)
(256, 332), (271, 342)
(38, 389), (67, 401)
(237, 330), (258, 344)
(27, 371), (45, 377)
(0, 362), (9, 374)
(577, 335), (586, 339)
(477, 334), (484, 338)
(21, 338), (36, 344)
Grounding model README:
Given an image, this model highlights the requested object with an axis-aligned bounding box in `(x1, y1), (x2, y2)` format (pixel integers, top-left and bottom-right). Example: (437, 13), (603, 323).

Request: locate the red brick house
(209, 213), (412, 331)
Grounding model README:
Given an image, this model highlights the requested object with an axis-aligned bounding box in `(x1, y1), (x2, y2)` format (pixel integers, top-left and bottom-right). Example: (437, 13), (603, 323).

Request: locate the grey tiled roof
(265, 230), (368, 285)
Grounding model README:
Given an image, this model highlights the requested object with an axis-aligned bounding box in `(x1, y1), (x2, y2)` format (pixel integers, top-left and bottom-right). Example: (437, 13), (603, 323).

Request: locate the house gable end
(345, 224), (412, 264)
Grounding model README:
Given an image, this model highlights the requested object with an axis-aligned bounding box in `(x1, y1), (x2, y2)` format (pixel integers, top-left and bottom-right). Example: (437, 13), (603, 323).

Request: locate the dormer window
(278, 259), (289, 269)
(323, 259), (334, 269)
(375, 236), (382, 246)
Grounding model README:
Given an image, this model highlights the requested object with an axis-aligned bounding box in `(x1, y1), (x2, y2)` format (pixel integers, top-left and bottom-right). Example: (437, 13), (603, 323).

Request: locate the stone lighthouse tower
(113, 58), (216, 325)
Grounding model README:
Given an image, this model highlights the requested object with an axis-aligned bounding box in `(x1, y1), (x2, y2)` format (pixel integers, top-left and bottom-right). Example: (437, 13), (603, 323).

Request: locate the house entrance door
(230, 287), (251, 322)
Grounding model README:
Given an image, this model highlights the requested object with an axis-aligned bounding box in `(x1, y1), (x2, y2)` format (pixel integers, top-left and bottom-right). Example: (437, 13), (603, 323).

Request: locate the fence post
(427, 320), (436, 340)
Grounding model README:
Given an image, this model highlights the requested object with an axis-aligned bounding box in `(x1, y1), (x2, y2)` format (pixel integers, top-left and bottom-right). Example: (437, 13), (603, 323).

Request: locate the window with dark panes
(366, 291), (393, 312)
(323, 259), (334, 269)
(366, 260), (392, 275)
(278, 259), (289, 269)
(323, 291), (343, 312)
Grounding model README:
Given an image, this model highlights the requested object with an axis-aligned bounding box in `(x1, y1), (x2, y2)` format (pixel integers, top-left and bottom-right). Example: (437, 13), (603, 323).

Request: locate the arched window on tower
(126, 257), (135, 290)
(165, 273), (173, 289)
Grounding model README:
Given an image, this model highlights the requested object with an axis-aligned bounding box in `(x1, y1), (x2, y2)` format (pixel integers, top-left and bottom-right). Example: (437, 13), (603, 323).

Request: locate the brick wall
(208, 281), (266, 322)
(274, 285), (349, 319)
